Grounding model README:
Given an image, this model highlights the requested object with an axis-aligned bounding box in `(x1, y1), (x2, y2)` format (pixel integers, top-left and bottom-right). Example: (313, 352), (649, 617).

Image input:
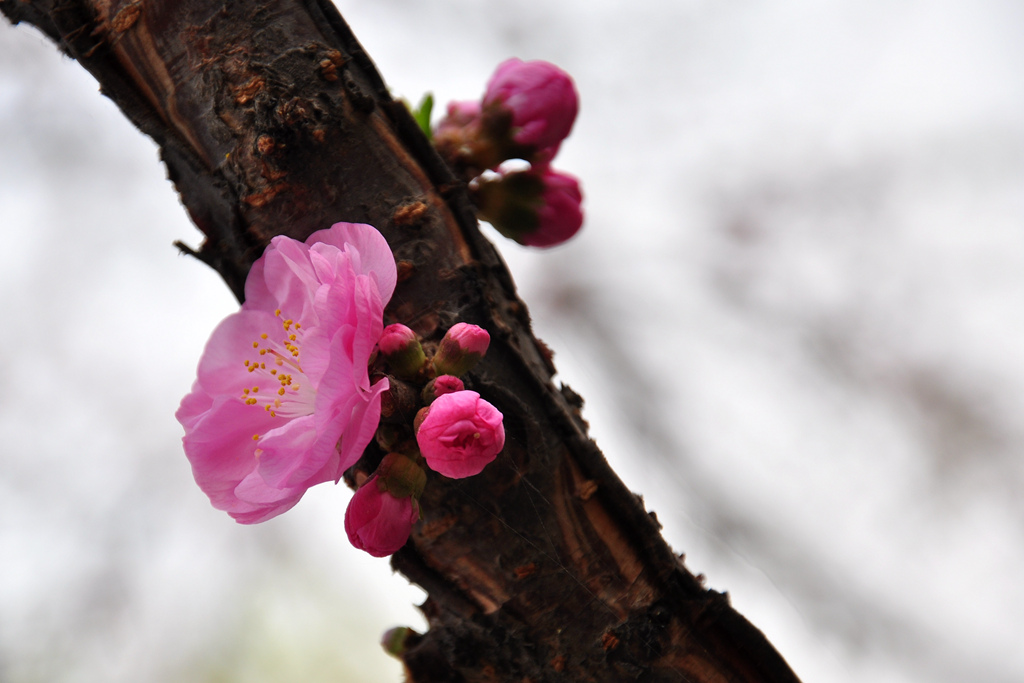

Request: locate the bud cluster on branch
(433, 59), (584, 248)
(177, 224), (504, 557)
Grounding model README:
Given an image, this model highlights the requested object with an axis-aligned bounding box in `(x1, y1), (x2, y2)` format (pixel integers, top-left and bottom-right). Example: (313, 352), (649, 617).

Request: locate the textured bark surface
(2, 1), (802, 680)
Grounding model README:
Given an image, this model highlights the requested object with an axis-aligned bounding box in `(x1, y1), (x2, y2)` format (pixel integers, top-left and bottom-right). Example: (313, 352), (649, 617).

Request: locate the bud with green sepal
(344, 452), (426, 557)
(433, 323), (490, 377)
(421, 374), (465, 404)
(379, 323), (427, 379)
(475, 166), (583, 248)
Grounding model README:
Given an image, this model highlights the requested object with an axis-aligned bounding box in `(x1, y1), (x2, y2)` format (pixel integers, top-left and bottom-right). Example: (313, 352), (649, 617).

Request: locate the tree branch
(2, 1), (802, 680)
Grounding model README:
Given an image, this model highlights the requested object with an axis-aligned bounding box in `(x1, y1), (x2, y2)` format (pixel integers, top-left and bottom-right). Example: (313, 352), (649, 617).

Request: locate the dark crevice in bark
(2, 1), (802, 681)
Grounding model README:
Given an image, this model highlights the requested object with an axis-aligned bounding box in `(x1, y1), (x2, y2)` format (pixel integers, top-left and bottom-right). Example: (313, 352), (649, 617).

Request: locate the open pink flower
(483, 58), (578, 154)
(416, 390), (505, 479)
(345, 474), (420, 558)
(177, 222), (397, 524)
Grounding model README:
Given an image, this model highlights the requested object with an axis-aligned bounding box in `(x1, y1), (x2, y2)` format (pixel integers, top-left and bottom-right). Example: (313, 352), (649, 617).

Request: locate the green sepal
(378, 453), (427, 500)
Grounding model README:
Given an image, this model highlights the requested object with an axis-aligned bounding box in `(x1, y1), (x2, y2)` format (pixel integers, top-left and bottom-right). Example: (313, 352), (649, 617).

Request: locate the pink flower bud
(474, 167), (583, 248)
(379, 323), (426, 378)
(345, 472), (420, 558)
(379, 323), (417, 355)
(416, 390), (505, 479)
(520, 168), (583, 248)
(434, 100), (481, 137)
(433, 323), (491, 377)
(483, 58), (578, 153)
(421, 374), (466, 404)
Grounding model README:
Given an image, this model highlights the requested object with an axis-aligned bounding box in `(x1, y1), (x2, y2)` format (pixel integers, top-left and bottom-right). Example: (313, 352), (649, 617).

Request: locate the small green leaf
(412, 92), (434, 141)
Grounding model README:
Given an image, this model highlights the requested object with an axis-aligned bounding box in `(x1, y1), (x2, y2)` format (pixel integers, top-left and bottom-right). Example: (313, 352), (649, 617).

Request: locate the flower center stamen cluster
(241, 310), (315, 423)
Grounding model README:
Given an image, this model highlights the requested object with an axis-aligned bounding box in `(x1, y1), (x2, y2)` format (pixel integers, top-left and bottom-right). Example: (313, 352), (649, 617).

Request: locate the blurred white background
(2, 0), (1023, 681)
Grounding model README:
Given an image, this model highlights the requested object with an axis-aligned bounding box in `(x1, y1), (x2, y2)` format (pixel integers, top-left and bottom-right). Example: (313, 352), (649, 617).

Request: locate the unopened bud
(475, 167), (582, 248)
(345, 473), (420, 558)
(483, 58), (578, 157)
(421, 374), (465, 404)
(433, 323), (490, 377)
(379, 323), (426, 379)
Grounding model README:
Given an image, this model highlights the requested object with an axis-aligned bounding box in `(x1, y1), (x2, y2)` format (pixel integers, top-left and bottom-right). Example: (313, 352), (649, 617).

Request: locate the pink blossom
(520, 168), (584, 248)
(416, 391), (505, 479)
(177, 222), (397, 524)
(483, 58), (578, 153)
(344, 475), (419, 557)
(434, 100), (481, 138)
(434, 323), (490, 377)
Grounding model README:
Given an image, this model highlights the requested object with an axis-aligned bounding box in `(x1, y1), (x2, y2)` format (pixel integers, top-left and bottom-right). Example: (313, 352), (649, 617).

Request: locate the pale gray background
(2, 0), (1023, 681)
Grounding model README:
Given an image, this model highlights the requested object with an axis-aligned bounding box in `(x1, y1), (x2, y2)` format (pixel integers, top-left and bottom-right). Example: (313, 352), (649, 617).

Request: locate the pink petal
(307, 222), (397, 303)
(335, 377), (388, 472)
(312, 337), (388, 473)
(193, 309), (284, 394)
(251, 235), (321, 322)
(176, 380), (213, 431)
(181, 396), (278, 505)
(229, 471), (305, 524)
(254, 414), (328, 489)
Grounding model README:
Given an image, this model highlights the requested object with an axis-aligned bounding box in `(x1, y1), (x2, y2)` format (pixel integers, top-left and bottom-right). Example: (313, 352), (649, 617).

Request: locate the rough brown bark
(2, 1), (802, 681)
